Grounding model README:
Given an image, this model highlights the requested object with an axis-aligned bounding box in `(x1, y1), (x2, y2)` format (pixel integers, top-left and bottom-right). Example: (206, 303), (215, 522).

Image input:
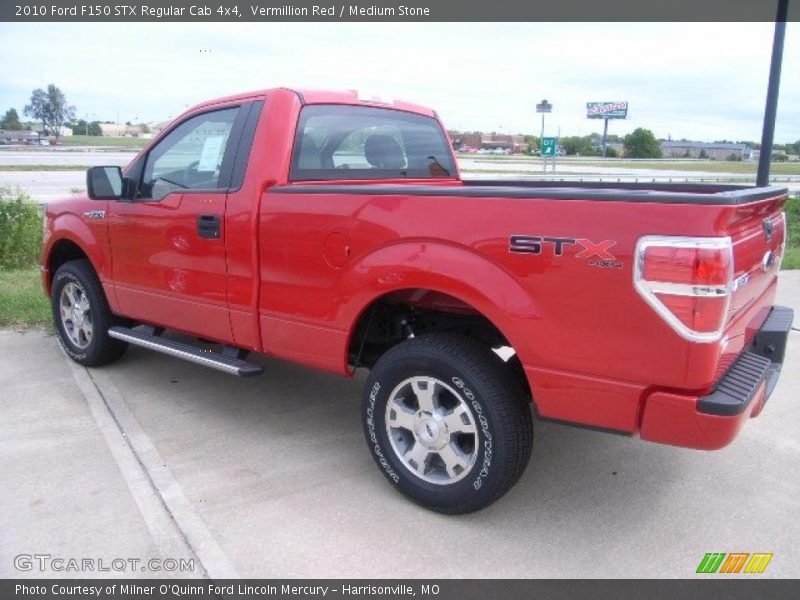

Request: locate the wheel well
(47, 240), (89, 288)
(348, 288), (530, 396)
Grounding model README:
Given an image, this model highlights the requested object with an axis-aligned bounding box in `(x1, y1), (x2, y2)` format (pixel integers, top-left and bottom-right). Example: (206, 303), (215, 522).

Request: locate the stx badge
(509, 235), (622, 268)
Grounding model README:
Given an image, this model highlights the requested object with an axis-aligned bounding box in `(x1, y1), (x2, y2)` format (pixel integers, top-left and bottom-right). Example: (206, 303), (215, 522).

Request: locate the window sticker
(197, 135), (225, 172)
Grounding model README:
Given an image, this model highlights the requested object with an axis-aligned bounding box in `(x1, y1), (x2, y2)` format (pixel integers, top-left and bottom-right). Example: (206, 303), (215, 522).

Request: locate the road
(2, 273), (798, 579)
(0, 149), (134, 204)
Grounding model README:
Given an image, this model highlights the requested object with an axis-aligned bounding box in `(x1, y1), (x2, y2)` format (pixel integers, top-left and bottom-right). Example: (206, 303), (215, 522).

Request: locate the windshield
(289, 104), (455, 181)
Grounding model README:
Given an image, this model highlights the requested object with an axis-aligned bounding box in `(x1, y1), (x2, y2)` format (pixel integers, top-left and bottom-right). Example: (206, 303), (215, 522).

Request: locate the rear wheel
(362, 333), (533, 514)
(51, 259), (127, 366)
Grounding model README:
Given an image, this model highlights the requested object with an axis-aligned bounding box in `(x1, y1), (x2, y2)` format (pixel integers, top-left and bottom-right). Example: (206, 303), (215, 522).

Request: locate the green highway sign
(541, 137), (557, 157)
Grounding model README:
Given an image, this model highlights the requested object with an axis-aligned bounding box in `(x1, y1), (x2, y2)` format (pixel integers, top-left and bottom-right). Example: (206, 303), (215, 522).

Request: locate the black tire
(362, 333), (533, 514)
(51, 259), (128, 367)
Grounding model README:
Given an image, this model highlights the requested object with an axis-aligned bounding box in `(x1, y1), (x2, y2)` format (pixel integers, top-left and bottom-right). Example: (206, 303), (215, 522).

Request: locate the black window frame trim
(122, 100), (263, 202)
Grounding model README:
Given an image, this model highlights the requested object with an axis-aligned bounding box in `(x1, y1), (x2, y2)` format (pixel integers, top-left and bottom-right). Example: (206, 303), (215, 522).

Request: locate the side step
(108, 326), (264, 377)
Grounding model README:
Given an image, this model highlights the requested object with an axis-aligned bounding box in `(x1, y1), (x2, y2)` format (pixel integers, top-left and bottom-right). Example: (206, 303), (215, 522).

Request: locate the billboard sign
(586, 101), (628, 119)
(536, 100), (553, 113)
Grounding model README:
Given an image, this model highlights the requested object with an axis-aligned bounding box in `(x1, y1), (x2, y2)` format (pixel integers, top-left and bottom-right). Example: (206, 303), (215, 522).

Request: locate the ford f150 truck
(41, 88), (793, 513)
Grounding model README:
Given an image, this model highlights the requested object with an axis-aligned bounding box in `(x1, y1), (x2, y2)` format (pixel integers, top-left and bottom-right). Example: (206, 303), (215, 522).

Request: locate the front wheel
(362, 333), (533, 514)
(51, 259), (128, 367)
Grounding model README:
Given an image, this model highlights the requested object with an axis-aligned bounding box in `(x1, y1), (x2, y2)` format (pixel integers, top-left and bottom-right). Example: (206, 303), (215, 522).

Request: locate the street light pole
(756, 0), (788, 187)
(536, 99), (552, 173)
(541, 112), (545, 172)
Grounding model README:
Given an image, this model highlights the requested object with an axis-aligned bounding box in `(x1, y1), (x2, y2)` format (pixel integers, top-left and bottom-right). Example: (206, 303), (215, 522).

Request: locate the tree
(560, 135), (592, 156)
(0, 108), (22, 130)
(23, 84), (76, 140)
(623, 128), (662, 158)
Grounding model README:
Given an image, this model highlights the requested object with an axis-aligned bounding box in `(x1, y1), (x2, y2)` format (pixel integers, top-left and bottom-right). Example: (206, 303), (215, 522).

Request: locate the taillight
(634, 236), (733, 342)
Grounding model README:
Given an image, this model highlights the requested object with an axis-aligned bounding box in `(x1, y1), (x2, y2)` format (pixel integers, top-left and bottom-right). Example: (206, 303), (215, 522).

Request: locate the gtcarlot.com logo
(14, 553), (195, 573)
(696, 552), (773, 574)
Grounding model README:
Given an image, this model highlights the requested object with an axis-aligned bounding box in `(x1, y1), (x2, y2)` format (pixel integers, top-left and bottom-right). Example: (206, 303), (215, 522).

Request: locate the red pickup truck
(41, 88), (793, 513)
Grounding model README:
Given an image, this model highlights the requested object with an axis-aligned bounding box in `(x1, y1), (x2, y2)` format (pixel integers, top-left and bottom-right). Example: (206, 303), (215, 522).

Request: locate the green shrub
(0, 186), (43, 270)
(784, 194), (800, 270)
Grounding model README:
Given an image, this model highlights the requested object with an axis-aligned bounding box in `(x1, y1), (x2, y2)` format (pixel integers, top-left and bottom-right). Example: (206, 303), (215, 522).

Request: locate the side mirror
(87, 166), (124, 200)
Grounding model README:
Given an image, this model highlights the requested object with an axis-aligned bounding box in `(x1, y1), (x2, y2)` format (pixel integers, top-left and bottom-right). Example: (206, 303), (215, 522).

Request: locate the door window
(139, 107), (239, 200)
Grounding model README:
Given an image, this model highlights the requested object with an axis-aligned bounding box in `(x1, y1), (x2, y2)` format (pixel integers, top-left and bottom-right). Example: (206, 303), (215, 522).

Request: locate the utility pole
(756, 0), (788, 187)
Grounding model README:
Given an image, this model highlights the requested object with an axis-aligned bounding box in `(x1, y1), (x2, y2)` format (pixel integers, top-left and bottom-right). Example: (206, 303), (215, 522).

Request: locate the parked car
(41, 88), (793, 514)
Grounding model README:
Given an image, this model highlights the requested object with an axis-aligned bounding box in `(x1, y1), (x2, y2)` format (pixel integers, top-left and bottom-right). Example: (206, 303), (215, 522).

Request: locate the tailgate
(726, 194), (788, 329)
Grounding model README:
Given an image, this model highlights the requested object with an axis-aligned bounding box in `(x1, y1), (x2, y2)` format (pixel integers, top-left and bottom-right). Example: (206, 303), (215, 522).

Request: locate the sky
(0, 22), (798, 143)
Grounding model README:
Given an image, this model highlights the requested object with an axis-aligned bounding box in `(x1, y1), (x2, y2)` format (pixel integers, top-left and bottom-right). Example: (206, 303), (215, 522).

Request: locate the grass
(784, 195), (800, 270)
(0, 268), (51, 329)
(0, 164), (92, 171)
(60, 135), (147, 149)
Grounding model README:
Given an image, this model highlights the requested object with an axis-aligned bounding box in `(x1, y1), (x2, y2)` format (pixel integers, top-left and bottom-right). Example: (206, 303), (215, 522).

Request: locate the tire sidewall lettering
(451, 376), (493, 490)
(365, 381), (400, 483)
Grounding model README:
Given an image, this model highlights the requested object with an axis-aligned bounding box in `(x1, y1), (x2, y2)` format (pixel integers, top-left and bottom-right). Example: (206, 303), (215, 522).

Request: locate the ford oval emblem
(761, 250), (774, 272)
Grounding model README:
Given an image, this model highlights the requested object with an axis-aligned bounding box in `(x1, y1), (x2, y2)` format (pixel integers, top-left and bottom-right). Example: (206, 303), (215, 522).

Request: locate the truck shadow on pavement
(110, 342), (691, 525)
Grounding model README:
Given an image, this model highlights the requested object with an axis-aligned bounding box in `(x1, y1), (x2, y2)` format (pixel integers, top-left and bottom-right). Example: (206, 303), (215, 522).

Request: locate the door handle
(197, 214), (221, 239)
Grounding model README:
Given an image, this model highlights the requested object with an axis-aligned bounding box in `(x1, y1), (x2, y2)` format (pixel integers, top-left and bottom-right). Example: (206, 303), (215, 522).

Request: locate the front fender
(42, 212), (108, 294)
(337, 240), (539, 364)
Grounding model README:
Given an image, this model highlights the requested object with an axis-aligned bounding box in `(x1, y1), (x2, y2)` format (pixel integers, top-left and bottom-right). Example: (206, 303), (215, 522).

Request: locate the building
(449, 131), (529, 153)
(0, 130), (40, 144)
(28, 124), (73, 138)
(99, 123), (139, 137)
(661, 141), (753, 160)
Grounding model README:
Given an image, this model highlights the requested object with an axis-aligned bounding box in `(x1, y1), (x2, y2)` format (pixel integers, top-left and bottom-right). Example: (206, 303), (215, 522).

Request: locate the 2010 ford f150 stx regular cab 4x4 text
(41, 88), (793, 513)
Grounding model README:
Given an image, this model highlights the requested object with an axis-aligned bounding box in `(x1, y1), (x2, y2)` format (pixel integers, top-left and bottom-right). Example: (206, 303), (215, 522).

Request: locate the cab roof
(190, 88), (437, 118)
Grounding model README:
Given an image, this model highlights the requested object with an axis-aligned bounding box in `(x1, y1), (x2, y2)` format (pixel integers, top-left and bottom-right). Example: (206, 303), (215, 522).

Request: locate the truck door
(107, 105), (245, 344)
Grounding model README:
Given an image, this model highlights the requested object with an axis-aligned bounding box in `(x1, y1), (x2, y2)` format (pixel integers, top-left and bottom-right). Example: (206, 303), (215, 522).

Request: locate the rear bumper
(640, 306), (793, 450)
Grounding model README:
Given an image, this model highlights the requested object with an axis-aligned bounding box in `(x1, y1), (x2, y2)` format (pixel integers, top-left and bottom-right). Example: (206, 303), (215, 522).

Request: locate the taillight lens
(635, 236), (733, 342)
(642, 245), (732, 286)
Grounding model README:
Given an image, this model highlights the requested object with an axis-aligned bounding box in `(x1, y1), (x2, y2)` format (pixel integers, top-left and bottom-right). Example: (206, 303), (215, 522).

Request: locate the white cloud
(0, 21), (797, 142)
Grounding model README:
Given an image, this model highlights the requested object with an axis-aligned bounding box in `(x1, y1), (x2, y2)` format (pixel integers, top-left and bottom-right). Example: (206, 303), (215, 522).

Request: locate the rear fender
(339, 241), (539, 365)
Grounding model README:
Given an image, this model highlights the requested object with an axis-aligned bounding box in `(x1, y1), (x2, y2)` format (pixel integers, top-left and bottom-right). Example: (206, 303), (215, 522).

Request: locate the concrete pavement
(1, 273), (799, 579)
